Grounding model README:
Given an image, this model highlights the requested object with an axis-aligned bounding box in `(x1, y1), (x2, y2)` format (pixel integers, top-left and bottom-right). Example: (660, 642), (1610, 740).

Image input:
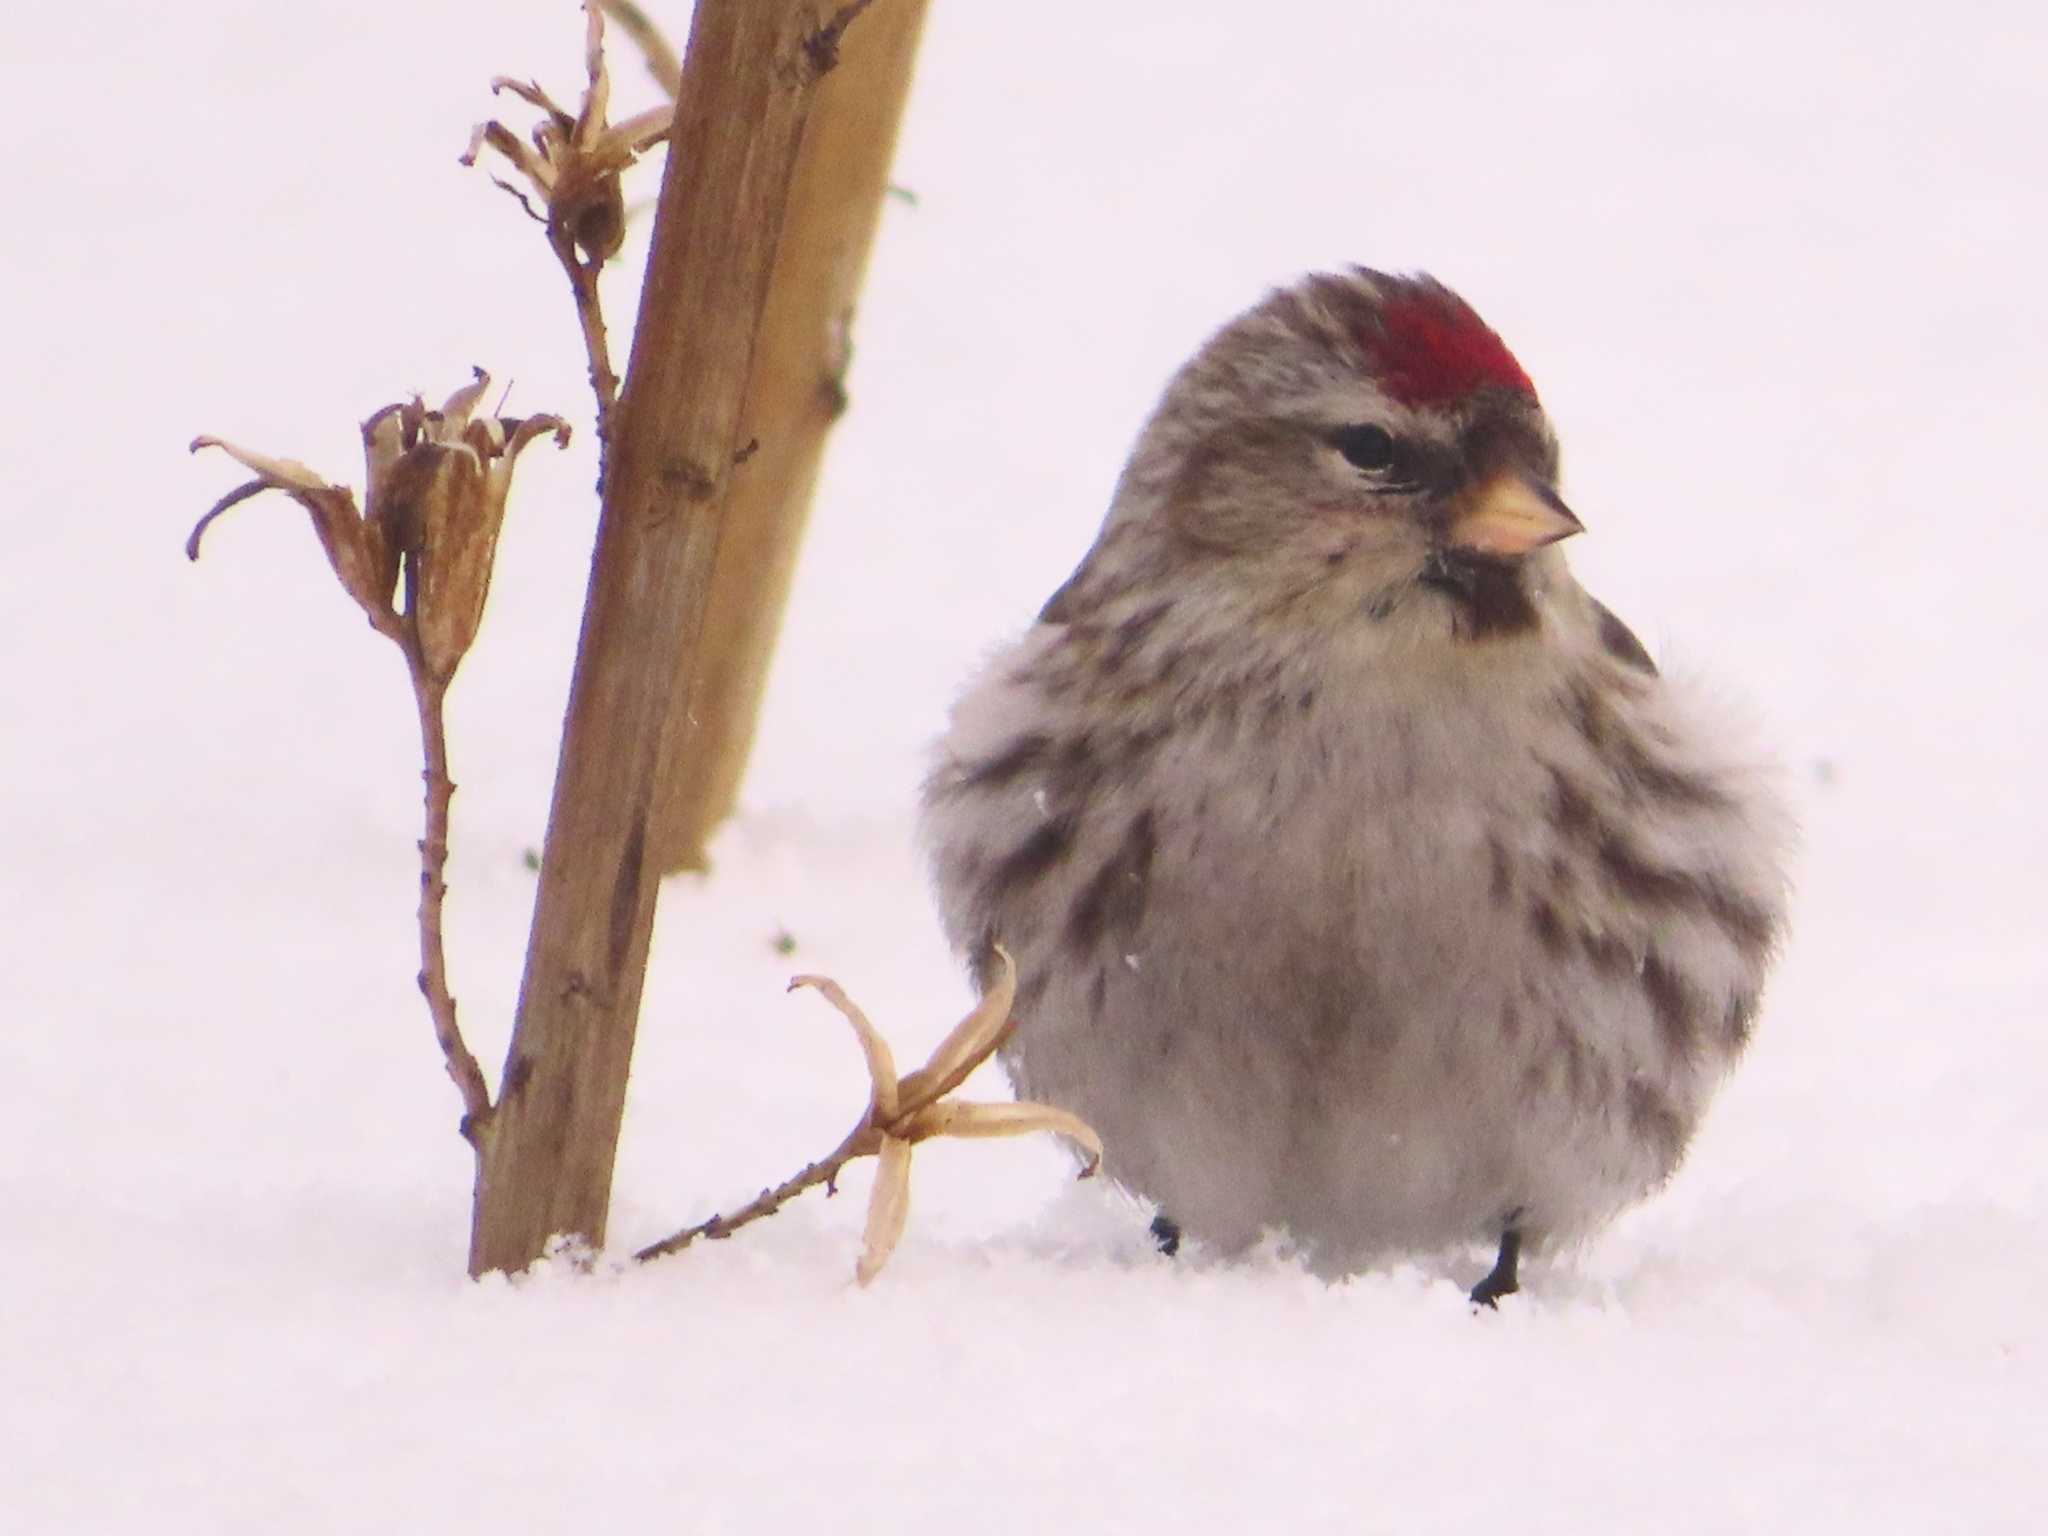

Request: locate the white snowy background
(5, 0), (2042, 1529)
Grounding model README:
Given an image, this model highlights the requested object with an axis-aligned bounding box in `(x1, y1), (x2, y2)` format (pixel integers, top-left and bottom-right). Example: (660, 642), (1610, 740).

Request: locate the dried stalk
(654, 0), (931, 868)
(549, 227), (622, 445)
(634, 1122), (876, 1262)
(466, 0), (868, 1278)
(406, 659), (494, 1141)
(193, 1), (943, 1279)
(188, 388), (568, 1148)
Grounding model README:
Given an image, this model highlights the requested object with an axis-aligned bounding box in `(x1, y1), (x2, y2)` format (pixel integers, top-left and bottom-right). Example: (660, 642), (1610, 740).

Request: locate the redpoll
(922, 269), (1790, 1303)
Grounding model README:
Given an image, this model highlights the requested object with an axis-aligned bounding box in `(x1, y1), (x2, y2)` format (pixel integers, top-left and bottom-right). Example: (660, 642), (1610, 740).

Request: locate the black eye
(1331, 424), (1396, 472)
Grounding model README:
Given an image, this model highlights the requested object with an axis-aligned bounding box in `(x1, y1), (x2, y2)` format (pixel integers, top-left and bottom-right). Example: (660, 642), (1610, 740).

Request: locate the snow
(6, 0), (2044, 1529)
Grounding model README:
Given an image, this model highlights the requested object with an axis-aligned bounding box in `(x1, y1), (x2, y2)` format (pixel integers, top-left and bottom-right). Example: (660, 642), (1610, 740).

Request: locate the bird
(919, 268), (1791, 1304)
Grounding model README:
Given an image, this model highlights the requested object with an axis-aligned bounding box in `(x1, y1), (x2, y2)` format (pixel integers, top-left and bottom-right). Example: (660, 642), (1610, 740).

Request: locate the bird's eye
(1331, 424), (1396, 473)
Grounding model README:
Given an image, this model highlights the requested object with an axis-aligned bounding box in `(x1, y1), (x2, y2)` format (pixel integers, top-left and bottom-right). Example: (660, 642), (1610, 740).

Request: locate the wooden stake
(468, 0), (874, 1277)
(656, 0), (930, 870)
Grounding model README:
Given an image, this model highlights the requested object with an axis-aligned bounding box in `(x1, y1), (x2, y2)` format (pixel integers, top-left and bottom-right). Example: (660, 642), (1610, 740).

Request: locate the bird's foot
(1469, 1227), (1522, 1309)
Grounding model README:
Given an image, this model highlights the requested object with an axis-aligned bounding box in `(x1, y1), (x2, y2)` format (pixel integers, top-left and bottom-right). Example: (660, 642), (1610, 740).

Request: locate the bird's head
(1103, 268), (1580, 647)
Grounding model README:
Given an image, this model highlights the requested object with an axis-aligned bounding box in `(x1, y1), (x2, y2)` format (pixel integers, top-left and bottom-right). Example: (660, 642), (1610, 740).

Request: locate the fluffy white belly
(925, 634), (1788, 1271)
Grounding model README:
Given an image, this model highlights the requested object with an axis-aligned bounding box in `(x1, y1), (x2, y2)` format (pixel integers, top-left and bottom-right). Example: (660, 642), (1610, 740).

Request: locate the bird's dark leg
(1149, 1213), (1182, 1258)
(1470, 1226), (1522, 1309)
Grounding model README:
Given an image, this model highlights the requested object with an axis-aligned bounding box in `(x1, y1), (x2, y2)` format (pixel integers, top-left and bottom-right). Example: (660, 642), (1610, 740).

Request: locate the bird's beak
(1445, 473), (1583, 558)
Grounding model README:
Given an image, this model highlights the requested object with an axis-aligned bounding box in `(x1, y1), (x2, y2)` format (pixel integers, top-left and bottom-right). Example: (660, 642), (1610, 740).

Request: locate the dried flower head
(190, 368), (569, 679)
(461, 1), (673, 266)
(790, 946), (1104, 1285)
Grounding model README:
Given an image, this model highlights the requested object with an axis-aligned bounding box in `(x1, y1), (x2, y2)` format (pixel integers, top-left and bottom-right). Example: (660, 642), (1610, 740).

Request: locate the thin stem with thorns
(406, 649), (495, 1144)
(634, 1122), (875, 1262)
(549, 229), (621, 448)
(188, 384), (566, 1155)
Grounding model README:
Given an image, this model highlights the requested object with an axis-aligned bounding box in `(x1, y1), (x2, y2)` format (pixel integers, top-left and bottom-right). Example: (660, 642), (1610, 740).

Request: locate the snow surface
(6, 1), (2044, 1529)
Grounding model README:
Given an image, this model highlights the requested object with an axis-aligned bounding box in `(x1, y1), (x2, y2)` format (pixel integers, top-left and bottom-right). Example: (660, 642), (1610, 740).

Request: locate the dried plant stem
(469, 0), (847, 1279)
(404, 650), (496, 1143)
(346, 569), (496, 1141)
(189, 385), (568, 1173)
(549, 230), (621, 447)
(654, 0), (930, 868)
(634, 1121), (876, 1262)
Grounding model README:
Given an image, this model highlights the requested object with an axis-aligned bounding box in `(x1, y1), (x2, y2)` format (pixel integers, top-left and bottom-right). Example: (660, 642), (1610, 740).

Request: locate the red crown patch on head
(1366, 279), (1536, 408)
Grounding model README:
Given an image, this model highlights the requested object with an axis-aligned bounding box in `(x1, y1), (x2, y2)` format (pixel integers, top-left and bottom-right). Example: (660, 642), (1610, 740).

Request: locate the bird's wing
(1590, 598), (1658, 676)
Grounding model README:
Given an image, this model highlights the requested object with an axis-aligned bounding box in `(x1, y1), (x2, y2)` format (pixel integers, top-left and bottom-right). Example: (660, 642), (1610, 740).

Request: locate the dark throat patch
(1419, 550), (1541, 640)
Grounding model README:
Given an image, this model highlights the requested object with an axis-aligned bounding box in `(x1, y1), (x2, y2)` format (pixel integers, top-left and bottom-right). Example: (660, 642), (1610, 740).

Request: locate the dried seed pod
(187, 436), (399, 631)
(461, 1), (673, 267)
(784, 945), (1104, 1287)
(388, 438), (490, 680)
(190, 371), (567, 678)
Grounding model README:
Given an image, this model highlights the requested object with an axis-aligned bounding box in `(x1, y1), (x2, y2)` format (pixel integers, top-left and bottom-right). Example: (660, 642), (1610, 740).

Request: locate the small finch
(921, 269), (1791, 1303)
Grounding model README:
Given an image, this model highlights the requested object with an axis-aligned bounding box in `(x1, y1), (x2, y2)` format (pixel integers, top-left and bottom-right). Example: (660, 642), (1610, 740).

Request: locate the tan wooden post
(469, 0), (909, 1276)
(656, 0), (930, 870)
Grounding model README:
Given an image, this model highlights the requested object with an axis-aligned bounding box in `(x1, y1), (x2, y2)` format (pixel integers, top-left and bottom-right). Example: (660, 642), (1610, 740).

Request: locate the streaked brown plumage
(922, 269), (1791, 1301)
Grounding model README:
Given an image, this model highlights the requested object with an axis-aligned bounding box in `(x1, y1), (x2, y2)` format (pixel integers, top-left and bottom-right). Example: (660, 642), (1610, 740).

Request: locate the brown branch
(402, 643), (495, 1144)
(190, 388), (569, 1168)
(633, 1121), (877, 1262)
(653, 0), (929, 868)
(547, 227), (621, 447)
(468, 0), (840, 1279)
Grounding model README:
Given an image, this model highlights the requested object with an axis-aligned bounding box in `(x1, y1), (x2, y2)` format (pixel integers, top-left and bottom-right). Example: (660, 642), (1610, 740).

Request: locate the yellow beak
(1446, 473), (1583, 558)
